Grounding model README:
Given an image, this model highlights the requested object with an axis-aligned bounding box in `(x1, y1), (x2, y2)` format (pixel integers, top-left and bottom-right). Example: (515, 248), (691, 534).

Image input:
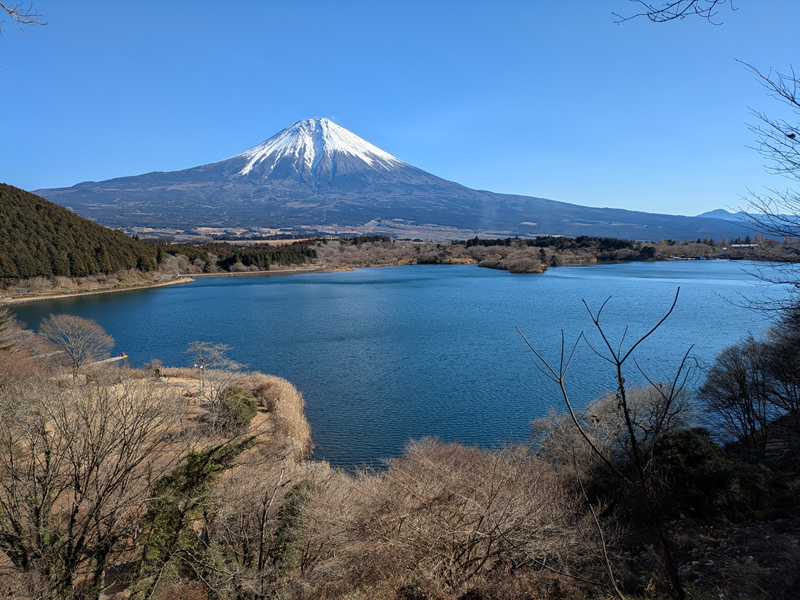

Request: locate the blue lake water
(9, 261), (788, 467)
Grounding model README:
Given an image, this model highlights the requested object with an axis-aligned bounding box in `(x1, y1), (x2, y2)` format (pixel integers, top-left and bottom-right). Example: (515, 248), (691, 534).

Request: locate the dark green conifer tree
(98, 244), (113, 273)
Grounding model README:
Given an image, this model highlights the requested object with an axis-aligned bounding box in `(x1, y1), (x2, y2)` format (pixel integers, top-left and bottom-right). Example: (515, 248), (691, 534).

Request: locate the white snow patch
(233, 118), (403, 176)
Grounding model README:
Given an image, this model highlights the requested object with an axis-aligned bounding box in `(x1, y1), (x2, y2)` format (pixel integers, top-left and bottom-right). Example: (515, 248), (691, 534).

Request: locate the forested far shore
(147, 233), (797, 276)
(2, 233), (791, 300)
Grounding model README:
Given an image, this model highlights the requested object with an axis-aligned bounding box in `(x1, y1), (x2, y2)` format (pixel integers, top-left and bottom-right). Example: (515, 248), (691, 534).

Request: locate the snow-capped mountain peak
(234, 118), (403, 178)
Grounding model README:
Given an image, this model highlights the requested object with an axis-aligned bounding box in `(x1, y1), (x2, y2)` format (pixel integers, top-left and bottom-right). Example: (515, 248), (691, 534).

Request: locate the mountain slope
(35, 118), (746, 240)
(0, 184), (157, 279)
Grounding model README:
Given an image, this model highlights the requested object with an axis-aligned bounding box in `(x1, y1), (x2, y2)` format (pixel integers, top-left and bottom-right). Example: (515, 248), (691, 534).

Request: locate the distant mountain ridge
(36, 118), (746, 241)
(696, 209), (749, 222)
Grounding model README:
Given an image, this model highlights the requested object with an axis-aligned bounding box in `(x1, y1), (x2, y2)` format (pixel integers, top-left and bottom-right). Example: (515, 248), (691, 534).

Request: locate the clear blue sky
(1, 1), (797, 217)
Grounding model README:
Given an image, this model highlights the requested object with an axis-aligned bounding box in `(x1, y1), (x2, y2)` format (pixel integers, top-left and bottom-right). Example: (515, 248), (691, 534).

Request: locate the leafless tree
(0, 309), (45, 357)
(0, 371), (188, 599)
(716, 62), (800, 307)
(698, 335), (778, 455)
(185, 340), (240, 389)
(519, 289), (692, 600)
(184, 341), (249, 438)
(740, 63), (800, 261)
(613, 0), (736, 24)
(0, 310), (59, 391)
(764, 306), (800, 421)
(744, 63), (800, 181)
(39, 313), (115, 378)
(0, 2), (46, 36)
(697, 310), (800, 448)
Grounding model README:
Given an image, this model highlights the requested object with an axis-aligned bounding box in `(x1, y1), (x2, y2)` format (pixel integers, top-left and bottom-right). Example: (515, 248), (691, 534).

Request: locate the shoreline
(1, 276), (194, 305)
(0, 265), (328, 306)
(189, 265), (324, 278)
(0, 257), (740, 307)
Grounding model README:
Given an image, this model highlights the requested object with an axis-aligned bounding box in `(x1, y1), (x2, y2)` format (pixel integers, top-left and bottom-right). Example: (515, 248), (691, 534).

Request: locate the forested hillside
(0, 184), (157, 280)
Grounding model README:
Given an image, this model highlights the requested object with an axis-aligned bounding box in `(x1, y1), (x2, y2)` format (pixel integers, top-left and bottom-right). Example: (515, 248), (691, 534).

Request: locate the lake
(9, 261), (788, 467)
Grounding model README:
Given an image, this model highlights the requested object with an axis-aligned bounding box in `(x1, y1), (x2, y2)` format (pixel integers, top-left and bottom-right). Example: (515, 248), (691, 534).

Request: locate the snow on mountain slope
(234, 118), (403, 180)
(33, 117), (749, 241)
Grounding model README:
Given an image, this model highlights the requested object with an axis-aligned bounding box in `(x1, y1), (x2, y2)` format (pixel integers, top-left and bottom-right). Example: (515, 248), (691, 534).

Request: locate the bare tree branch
(0, 2), (46, 36)
(520, 289), (689, 599)
(613, 0), (736, 24)
(517, 327), (632, 485)
(741, 62), (800, 183)
(731, 62), (800, 304)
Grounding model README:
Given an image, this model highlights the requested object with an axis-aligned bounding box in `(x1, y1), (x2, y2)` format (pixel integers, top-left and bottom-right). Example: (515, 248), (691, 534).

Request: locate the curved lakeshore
(0, 265), (328, 305)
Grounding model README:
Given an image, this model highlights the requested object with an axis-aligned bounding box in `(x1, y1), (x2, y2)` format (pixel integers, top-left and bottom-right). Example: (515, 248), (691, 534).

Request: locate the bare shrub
(655, 241), (718, 258)
(375, 440), (580, 588)
(507, 258), (543, 273)
(143, 357), (164, 377)
(53, 276), (75, 290)
(291, 440), (605, 599)
(30, 276), (53, 293)
(0, 308), (50, 357)
(161, 579), (209, 600)
(0, 345), (49, 389)
(533, 385), (693, 475)
(249, 378), (281, 412)
(589, 385), (694, 472)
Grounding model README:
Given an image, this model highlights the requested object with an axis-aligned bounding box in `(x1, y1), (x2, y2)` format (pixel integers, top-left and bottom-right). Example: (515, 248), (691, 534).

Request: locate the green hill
(0, 183), (157, 280)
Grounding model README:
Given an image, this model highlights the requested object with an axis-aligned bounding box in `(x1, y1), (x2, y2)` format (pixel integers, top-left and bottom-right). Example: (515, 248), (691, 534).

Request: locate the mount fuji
(36, 118), (743, 240)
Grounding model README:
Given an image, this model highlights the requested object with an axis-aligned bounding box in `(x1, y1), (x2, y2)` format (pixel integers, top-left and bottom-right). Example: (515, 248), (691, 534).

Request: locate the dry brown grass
(241, 373), (313, 460)
(160, 366), (201, 380)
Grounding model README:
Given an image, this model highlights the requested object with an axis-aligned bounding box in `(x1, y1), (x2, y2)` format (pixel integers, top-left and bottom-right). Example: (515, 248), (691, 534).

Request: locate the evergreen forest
(0, 184), (157, 280)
